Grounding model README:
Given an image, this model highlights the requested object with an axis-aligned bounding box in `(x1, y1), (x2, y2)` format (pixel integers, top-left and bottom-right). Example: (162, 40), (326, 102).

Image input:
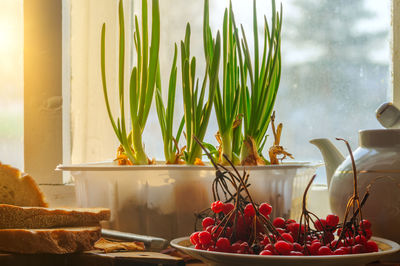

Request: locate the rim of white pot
(56, 161), (322, 171)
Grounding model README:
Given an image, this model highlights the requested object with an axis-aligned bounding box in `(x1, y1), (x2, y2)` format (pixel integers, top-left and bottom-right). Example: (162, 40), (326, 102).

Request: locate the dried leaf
(94, 238), (145, 253)
(268, 112), (293, 165)
(194, 158), (205, 166)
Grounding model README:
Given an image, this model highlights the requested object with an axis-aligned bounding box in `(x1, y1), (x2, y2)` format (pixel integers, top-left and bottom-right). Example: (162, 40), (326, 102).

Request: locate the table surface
(1, 251), (399, 266)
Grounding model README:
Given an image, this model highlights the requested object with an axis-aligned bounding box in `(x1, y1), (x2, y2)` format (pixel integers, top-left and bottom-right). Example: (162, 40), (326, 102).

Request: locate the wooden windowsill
(39, 183), (76, 207)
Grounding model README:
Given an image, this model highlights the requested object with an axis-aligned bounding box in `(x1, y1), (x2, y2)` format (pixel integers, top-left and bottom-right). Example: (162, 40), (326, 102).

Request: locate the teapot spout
(310, 138), (345, 189)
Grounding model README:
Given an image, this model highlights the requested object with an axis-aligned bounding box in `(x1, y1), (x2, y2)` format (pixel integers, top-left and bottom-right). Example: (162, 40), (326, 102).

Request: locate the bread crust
(0, 204), (110, 229)
(0, 163), (47, 207)
(0, 227), (101, 254)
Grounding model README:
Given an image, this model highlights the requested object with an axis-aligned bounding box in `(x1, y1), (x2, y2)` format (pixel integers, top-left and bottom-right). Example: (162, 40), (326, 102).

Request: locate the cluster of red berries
(190, 201), (379, 256)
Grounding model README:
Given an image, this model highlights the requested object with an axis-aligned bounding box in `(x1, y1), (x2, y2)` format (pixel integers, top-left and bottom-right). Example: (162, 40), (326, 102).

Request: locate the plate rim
(170, 235), (400, 261)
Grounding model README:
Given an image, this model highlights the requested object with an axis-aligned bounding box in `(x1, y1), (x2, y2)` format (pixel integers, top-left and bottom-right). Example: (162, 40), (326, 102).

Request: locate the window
(0, 0), (23, 169)
(2, 0), (394, 188)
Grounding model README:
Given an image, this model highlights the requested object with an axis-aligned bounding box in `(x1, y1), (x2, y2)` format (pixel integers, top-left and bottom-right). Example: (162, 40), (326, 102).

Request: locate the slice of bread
(0, 204), (111, 229)
(0, 226), (101, 254)
(0, 163), (47, 207)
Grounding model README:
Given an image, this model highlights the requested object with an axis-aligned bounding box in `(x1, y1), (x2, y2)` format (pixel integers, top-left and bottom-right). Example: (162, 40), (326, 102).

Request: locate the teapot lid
(359, 129), (400, 147)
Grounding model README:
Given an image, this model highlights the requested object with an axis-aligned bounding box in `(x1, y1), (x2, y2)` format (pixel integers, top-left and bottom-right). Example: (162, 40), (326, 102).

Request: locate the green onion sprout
(101, 0), (160, 165)
(236, 0), (283, 165)
(180, 0), (221, 165)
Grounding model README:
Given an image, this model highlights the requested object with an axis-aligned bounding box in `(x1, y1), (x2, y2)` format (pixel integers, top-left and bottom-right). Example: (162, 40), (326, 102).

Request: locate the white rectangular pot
(57, 162), (319, 240)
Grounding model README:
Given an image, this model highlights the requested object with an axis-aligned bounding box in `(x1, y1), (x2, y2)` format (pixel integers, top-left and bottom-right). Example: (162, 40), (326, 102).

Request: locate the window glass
(156, 0), (390, 177)
(0, 0), (23, 169)
(274, 0), (390, 162)
(275, 0), (390, 183)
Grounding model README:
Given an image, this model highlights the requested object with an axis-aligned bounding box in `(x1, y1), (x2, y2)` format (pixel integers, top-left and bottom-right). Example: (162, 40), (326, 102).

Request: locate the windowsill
(39, 183), (76, 207)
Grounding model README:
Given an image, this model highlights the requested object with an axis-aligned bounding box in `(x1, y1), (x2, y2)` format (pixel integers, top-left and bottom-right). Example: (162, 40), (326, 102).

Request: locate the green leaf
(101, 23), (122, 143)
(175, 116), (185, 145)
(155, 79), (166, 140)
(118, 0), (126, 138)
(166, 44), (178, 138)
(202, 142), (219, 161)
(141, 0), (160, 128)
(130, 67), (138, 123)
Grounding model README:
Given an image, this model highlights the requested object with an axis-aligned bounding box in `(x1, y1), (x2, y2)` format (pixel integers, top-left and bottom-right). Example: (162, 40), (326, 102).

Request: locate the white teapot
(310, 128), (400, 243)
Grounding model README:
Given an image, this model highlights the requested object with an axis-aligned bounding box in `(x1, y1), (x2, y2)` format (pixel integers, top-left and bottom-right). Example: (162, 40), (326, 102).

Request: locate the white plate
(170, 236), (400, 266)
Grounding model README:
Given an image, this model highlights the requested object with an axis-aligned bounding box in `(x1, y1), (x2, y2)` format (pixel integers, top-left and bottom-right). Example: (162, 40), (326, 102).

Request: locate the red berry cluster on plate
(190, 139), (379, 256)
(190, 201), (379, 255)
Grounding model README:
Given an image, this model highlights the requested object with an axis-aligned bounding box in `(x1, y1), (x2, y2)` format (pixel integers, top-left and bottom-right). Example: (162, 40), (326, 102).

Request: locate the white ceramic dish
(170, 236), (400, 266)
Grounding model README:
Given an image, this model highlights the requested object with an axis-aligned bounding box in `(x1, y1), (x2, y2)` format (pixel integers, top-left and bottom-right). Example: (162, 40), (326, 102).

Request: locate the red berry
(359, 219), (372, 230)
(240, 242), (249, 252)
(211, 225), (223, 238)
(366, 240), (379, 252)
(211, 201), (224, 213)
(216, 237), (231, 251)
(340, 228), (353, 238)
(342, 246), (352, 254)
(259, 203), (272, 217)
(330, 239), (343, 248)
(315, 219), (327, 231)
(281, 233), (294, 243)
(190, 232), (200, 245)
(202, 217), (215, 229)
(323, 232), (335, 243)
(310, 241), (322, 255)
(311, 238), (320, 244)
(287, 222), (299, 234)
(273, 217), (286, 228)
(344, 237), (354, 246)
(207, 246), (217, 251)
(326, 214), (339, 228)
(261, 235), (270, 245)
(305, 244), (312, 254)
(289, 251), (304, 256)
(359, 228), (372, 240)
(244, 203), (256, 218)
(225, 227), (233, 238)
(195, 243), (203, 249)
(293, 242), (303, 252)
(276, 228), (286, 235)
(222, 203), (235, 215)
(333, 247), (347, 255)
(318, 246), (332, 255)
(205, 225), (214, 233)
(264, 243), (273, 251)
(352, 244), (366, 254)
(260, 250), (273, 255)
(274, 240), (292, 255)
(355, 235), (367, 245)
(198, 231), (212, 245)
(231, 242), (241, 252)
(286, 219), (296, 224)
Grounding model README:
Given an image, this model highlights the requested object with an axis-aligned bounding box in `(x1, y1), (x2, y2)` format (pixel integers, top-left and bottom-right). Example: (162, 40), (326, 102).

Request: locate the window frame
(392, 0), (400, 105)
(24, 0), (75, 206)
